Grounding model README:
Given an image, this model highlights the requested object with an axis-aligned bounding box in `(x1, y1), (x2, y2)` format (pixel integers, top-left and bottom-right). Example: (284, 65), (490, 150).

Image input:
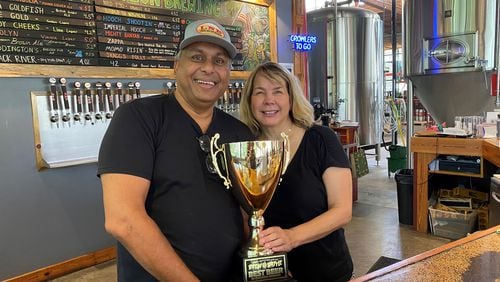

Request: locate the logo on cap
(196, 23), (225, 38)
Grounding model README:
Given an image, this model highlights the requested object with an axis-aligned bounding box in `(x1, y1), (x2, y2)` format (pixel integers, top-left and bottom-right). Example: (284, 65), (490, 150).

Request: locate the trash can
(395, 169), (413, 225)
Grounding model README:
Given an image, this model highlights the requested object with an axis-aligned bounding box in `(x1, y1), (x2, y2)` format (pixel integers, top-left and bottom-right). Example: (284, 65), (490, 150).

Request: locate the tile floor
(52, 147), (450, 281)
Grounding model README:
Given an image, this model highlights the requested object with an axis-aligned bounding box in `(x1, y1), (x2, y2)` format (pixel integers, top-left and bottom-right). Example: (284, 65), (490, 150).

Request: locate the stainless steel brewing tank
(307, 7), (384, 146)
(404, 0), (499, 125)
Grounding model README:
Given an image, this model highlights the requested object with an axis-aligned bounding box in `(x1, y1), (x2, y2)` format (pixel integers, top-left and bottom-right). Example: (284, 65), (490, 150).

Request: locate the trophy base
(242, 252), (290, 282)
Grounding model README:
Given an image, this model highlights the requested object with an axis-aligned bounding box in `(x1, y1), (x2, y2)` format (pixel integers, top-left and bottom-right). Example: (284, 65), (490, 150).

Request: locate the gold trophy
(210, 133), (290, 282)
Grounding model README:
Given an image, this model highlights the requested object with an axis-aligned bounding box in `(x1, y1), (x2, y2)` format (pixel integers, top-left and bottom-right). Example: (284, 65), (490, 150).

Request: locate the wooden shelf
(429, 170), (483, 178)
(0, 64), (252, 80)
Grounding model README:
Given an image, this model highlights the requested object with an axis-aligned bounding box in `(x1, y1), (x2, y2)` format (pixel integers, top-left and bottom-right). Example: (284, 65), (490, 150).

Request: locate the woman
(239, 62), (354, 281)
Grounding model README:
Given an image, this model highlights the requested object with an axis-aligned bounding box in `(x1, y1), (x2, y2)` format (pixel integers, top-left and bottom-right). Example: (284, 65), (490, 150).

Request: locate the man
(98, 19), (254, 281)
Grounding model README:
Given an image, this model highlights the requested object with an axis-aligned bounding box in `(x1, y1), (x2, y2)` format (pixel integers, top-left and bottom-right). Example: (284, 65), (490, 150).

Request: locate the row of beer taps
(217, 82), (244, 113)
(46, 79), (245, 127)
(165, 80), (245, 113)
(47, 77), (142, 127)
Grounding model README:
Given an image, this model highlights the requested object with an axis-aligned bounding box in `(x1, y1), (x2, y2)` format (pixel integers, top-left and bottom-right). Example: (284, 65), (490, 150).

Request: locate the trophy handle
(209, 133), (232, 189)
(280, 132), (290, 174)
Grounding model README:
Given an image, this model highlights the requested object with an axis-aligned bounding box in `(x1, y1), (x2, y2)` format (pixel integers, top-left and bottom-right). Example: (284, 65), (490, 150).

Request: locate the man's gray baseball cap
(179, 19), (237, 59)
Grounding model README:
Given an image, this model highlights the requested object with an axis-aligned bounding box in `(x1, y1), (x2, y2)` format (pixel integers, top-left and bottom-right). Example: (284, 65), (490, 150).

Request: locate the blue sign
(289, 34), (317, 51)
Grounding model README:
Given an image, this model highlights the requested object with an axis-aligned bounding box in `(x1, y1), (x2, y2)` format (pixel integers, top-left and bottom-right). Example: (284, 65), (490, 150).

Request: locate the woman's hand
(259, 226), (296, 253)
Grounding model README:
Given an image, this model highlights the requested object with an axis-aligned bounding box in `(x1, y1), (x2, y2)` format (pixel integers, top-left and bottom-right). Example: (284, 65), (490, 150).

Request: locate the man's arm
(101, 173), (199, 281)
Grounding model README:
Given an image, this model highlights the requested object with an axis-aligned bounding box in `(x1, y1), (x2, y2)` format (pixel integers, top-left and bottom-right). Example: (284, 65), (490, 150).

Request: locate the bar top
(351, 225), (500, 281)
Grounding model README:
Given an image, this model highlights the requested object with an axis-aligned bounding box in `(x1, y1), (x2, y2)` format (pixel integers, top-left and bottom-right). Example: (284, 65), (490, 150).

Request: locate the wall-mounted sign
(289, 34), (317, 51)
(0, 0), (273, 71)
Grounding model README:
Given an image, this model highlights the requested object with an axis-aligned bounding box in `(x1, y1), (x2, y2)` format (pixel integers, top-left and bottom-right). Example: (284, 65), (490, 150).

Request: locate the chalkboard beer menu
(0, 0), (97, 65)
(0, 0), (272, 71)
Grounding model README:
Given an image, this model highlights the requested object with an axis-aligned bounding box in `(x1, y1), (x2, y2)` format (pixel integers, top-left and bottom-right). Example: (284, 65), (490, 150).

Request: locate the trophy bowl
(210, 133), (290, 281)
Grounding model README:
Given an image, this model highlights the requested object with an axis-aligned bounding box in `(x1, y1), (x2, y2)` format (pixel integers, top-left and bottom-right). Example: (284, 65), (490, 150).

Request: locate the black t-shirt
(97, 94), (254, 281)
(264, 125), (353, 282)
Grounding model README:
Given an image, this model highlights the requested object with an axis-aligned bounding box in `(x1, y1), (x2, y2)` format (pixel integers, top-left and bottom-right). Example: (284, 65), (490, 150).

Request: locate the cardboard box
(452, 187), (488, 202)
(438, 197), (472, 209)
(438, 187), (488, 202)
(477, 205), (489, 230)
(438, 189), (454, 198)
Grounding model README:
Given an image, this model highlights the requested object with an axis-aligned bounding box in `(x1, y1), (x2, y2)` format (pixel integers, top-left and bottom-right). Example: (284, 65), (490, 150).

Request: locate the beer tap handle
(223, 87), (230, 113)
(166, 81), (173, 95)
(116, 82), (124, 107)
(83, 82), (93, 122)
(48, 78), (59, 111)
(127, 82), (135, 101)
(134, 81), (141, 98)
(228, 83), (234, 112)
(94, 82), (104, 121)
(234, 82), (241, 109)
(104, 81), (113, 119)
(48, 77), (59, 125)
(73, 81), (82, 122)
(217, 95), (224, 109)
(59, 78), (71, 122)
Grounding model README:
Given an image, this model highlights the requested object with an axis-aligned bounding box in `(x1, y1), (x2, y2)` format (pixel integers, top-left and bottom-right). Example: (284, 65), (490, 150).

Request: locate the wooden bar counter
(410, 137), (500, 233)
(351, 225), (500, 281)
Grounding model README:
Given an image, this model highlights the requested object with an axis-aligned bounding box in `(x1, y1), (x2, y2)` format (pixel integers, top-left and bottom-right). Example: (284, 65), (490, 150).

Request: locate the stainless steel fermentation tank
(404, 0), (500, 125)
(307, 7), (384, 147)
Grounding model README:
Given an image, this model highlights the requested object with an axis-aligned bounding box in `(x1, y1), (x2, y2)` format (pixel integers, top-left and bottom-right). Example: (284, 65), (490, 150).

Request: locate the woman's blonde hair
(240, 62), (314, 136)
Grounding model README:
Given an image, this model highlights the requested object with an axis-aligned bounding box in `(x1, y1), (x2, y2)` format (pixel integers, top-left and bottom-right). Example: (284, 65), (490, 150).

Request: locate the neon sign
(289, 34), (317, 51)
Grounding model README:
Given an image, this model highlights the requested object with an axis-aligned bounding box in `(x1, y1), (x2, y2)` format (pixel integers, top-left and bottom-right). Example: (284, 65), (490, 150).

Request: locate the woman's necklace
(261, 126), (293, 141)
(281, 127), (293, 139)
